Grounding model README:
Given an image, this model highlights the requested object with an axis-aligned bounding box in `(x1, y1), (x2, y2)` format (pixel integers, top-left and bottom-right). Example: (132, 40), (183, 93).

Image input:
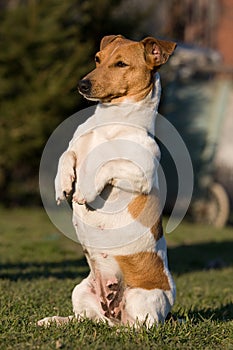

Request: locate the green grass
(0, 207), (232, 349)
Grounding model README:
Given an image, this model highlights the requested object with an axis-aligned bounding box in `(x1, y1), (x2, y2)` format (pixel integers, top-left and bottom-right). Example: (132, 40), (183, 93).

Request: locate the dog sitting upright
(38, 35), (176, 328)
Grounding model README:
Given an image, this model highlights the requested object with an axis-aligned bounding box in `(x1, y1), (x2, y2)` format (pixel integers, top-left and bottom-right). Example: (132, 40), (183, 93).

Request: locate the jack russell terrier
(38, 35), (177, 328)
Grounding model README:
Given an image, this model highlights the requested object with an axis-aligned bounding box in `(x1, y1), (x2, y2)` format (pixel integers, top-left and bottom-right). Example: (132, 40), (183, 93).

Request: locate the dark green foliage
(0, 0), (141, 205)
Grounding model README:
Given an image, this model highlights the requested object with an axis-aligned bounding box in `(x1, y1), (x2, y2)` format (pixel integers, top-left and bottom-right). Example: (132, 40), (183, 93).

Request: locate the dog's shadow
(0, 257), (89, 281)
(173, 302), (233, 323)
(168, 240), (233, 322)
(167, 240), (233, 274)
(1, 240), (232, 279)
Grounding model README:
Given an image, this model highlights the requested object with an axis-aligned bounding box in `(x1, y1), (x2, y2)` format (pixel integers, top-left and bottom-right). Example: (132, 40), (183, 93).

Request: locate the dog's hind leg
(71, 278), (114, 325)
(123, 288), (175, 327)
(37, 277), (111, 327)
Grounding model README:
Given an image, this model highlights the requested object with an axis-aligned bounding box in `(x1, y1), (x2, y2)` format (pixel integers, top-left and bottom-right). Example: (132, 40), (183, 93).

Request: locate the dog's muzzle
(78, 79), (92, 95)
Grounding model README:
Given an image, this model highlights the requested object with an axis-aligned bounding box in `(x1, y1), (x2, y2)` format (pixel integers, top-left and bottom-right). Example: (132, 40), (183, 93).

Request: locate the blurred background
(0, 0), (232, 227)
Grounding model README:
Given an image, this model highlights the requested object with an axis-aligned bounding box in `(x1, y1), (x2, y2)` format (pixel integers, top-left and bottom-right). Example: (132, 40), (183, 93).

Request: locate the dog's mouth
(78, 79), (104, 101)
(78, 79), (125, 103)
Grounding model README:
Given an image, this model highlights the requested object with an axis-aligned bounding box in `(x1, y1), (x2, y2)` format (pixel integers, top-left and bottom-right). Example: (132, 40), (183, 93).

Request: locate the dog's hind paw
(37, 315), (74, 327)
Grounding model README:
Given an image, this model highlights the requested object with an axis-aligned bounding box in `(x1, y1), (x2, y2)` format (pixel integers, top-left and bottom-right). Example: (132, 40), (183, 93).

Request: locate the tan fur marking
(127, 194), (148, 219)
(150, 217), (163, 241)
(115, 252), (170, 291)
(127, 188), (162, 240)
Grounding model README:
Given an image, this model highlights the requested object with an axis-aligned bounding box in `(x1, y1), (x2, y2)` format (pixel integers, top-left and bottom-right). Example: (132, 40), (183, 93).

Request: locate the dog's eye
(115, 61), (128, 68)
(95, 56), (100, 64)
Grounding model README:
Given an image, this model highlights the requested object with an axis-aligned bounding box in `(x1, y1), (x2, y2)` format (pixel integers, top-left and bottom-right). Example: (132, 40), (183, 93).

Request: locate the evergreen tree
(0, 0), (140, 205)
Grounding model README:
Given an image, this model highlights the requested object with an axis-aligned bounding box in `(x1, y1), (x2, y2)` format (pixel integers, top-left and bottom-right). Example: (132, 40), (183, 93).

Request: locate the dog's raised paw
(72, 191), (86, 205)
(55, 173), (75, 202)
(73, 188), (99, 205)
(55, 151), (77, 203)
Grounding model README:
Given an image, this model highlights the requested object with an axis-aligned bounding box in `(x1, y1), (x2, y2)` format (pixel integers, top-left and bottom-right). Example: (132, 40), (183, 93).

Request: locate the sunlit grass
(0, 207), (232, 349)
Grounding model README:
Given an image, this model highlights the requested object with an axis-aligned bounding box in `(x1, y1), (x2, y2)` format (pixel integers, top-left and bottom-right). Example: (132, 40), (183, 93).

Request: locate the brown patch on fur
(150, 217), (163, 241)
(115, 252), (170, 291)
(127, 188), (162, 240)
(127, 194), (148, 219)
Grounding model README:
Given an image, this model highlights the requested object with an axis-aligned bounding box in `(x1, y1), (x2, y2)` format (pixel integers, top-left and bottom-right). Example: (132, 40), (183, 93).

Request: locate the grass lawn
(0, 207), (232, 349)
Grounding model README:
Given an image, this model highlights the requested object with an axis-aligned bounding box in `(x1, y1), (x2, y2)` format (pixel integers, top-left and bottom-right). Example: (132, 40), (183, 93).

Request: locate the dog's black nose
(78, 79), (92, 95)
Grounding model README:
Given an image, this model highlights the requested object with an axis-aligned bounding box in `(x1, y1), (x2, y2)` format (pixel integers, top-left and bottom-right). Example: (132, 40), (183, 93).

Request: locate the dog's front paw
(55, 151), (77, 204)
(55, 171), (75, 204)
(73, 188), (98, 205)
(72, 190), (86, 205)
(72, 173), (106, 204)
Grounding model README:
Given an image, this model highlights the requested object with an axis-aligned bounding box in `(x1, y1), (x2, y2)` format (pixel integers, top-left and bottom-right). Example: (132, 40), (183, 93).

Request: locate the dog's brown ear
(100, 35), (125, 50)
(142, 37), (176, 68)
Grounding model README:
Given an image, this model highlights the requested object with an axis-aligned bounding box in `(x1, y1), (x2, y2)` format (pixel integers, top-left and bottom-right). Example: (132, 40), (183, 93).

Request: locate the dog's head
(78, 35), (176, 103)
